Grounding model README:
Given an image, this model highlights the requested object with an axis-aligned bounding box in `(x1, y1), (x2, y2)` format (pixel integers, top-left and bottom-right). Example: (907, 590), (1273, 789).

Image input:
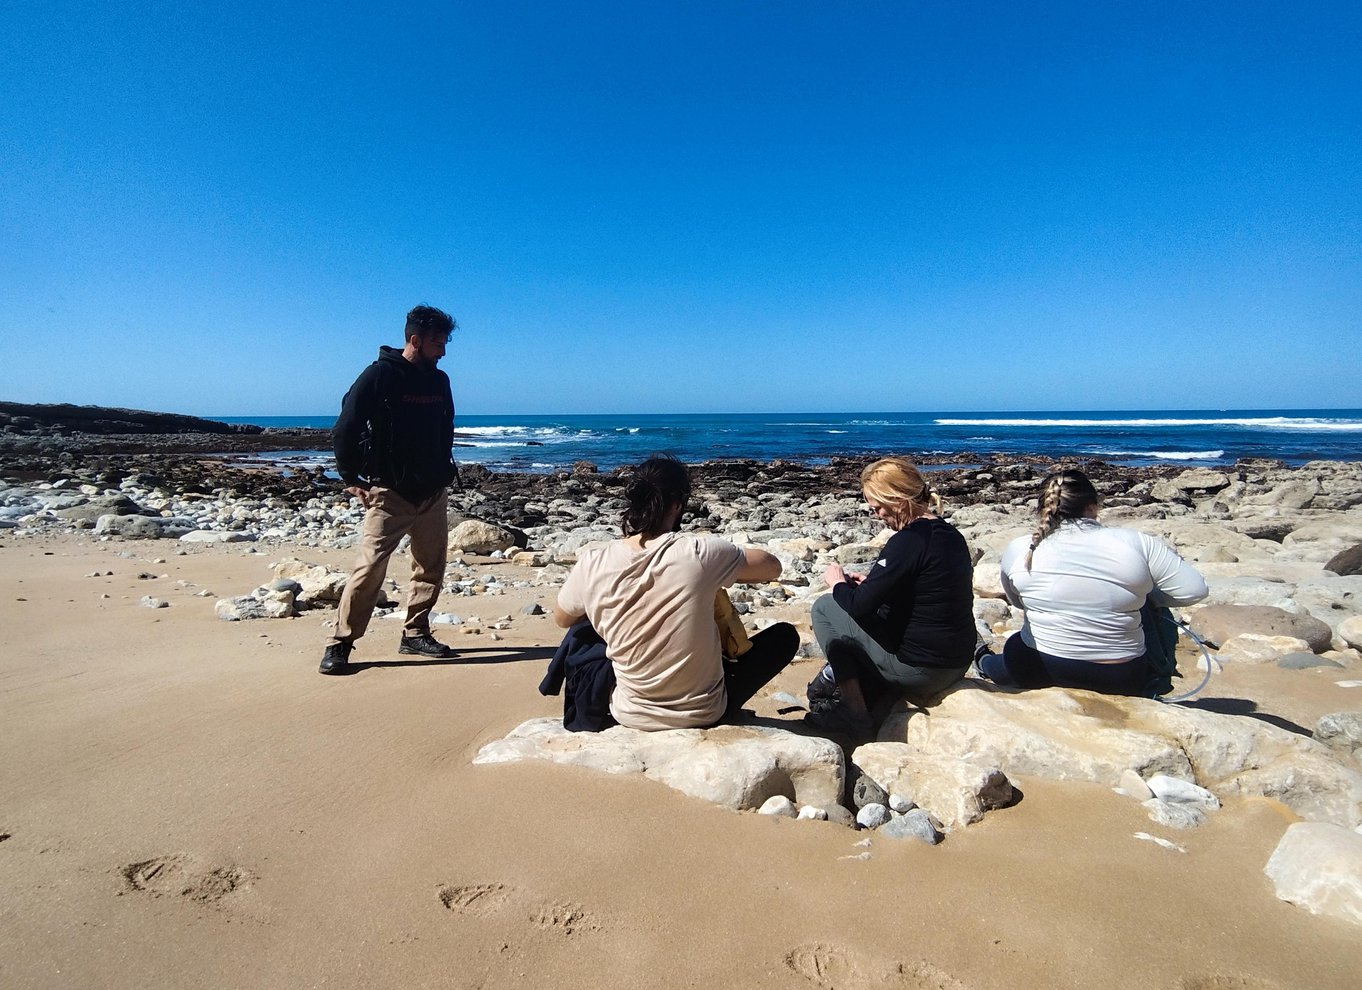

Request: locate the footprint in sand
(528, 900), (599, 937)
(437, 882), (602, 937)
(119, 855), (255, 908)
(786, 942), (967, 990)
(437, 882), (512, 915)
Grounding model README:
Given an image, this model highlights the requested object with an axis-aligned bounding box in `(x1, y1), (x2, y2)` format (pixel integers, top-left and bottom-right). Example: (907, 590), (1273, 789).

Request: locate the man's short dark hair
(405, 305), (456, 342)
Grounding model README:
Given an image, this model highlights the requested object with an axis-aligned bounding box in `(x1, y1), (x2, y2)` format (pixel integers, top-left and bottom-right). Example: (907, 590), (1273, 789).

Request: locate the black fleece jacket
(332, 346), (456, 502)
(832, 517), (977, 668)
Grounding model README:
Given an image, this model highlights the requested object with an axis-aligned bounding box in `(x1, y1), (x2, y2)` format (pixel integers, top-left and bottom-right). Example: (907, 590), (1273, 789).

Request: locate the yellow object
(714, 589), (753, 659)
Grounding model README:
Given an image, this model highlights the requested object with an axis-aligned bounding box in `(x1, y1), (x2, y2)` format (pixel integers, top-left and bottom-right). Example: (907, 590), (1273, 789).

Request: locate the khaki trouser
(331, 486), (448, 645)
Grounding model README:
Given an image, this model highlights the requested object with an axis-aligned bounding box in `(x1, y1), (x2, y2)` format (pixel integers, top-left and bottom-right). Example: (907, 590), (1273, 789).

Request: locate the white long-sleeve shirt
(999, 519), (1207, 661)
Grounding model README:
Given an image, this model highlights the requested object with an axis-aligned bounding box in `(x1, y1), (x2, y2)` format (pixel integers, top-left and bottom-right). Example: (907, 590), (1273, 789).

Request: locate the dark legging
(810, 595), (967, 705)
(722, 622), (801, 720)
(977, 634), (1151, 696)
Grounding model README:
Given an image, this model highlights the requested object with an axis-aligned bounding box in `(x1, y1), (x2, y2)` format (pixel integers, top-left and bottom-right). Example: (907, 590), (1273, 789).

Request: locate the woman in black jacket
(806, 457), (976, 736)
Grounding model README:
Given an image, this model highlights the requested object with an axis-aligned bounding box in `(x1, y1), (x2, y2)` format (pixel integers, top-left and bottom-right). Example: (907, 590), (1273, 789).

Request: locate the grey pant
(810, 594), (966, 700)
(331, 486), (448, 645)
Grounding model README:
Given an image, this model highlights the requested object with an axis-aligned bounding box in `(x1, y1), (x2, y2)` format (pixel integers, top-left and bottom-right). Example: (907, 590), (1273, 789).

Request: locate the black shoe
(319, 641), (353, 675)
(399, 633), (457, 659)
(804, 702), (875, 739)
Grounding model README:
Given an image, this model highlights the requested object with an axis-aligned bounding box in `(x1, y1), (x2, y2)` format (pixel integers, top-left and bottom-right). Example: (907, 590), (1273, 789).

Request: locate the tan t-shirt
(556, 533), (745, 730)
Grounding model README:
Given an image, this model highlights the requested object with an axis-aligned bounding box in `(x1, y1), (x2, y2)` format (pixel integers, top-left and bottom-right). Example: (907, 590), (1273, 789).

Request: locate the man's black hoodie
(333, 346), (456, 503)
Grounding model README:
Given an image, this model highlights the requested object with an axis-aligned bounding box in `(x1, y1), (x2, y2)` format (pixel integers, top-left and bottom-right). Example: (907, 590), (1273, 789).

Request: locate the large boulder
(878, 684), (1362, 828)
(851, 745), (1014, 829)
(448, 519), (524, 555)
(474, 718), (845, 814)
(1325, 543), (1362, 577)
(271, 558), (349, 604)
(1264, 823), (1362, 928)
(93, 513), (177, 539)
(1188, 604), (1334, 654)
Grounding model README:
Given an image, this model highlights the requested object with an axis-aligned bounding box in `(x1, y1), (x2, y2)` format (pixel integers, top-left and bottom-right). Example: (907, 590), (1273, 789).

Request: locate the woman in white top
(977, 469), (1207, 696)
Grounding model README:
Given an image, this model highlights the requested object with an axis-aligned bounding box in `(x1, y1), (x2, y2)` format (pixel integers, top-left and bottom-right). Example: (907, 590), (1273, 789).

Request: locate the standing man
(320, 304), (461, 675)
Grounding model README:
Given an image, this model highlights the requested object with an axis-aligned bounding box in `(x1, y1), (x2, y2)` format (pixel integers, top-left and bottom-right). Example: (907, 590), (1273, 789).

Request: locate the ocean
(216, 410), (1362, 474)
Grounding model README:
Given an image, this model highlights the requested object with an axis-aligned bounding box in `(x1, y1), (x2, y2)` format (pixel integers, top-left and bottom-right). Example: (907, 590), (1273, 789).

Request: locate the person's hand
(822, 563), (847, 588)
(843, 571), (865, 586)
(344, 484), (373, 508)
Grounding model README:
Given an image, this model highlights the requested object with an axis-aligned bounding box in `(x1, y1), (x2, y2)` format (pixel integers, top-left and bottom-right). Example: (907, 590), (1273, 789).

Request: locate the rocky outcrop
(878, 684), (1362, 828)
(474, 717), (845, 815)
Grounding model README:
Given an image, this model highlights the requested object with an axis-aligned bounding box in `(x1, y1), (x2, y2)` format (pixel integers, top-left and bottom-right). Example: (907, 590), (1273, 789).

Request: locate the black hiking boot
(319, 641), (353, 675)
(398, 633), (457, 659)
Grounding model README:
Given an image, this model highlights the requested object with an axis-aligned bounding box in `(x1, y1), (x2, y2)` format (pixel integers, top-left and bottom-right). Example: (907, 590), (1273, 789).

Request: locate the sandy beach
(3, 485), (1362, 990)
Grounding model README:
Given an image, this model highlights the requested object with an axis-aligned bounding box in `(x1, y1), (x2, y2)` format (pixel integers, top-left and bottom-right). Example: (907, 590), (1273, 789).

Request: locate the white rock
(797, 805), (828, 821)
(1264, 822), (1362, 927)
(1133, 832), (1186, 853)
(758, 795), (797, 817)
(448, 519), (519, 554)
(1340, 615), (1362, 652)
(474, 718), (844, 813)
(179, 530), (250, 543)
(853, 743), (1013, 829)
(1118, 769), (1154, 801)
(1147, 774), (1221, 809)
(879, 685), (1362, 828)
(1217, 633), (1314, 664)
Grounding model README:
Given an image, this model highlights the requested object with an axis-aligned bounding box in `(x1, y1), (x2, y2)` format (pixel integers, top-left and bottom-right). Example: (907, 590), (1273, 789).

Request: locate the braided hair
(861, 457), (942, 522)
(621, 455), (692, 538)
(1026, 469), (1101, 569)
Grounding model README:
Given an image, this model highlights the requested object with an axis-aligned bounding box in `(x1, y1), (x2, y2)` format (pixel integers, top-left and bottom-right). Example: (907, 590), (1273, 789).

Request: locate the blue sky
(2, 2), (1358, 416)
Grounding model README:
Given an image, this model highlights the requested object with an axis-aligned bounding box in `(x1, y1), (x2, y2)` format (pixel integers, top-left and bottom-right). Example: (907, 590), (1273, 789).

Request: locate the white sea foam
(934, 416), (1362, 430)
(826, 429), (847, 434)
(1091, 449), (1226, 461)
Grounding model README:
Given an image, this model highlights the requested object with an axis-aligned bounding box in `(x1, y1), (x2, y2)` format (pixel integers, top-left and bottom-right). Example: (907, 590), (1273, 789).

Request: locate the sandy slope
(2, 533), (1360, 990)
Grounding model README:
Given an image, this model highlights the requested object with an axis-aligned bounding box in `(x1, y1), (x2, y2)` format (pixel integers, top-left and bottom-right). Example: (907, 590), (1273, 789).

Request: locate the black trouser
(722, 622), (801, 720)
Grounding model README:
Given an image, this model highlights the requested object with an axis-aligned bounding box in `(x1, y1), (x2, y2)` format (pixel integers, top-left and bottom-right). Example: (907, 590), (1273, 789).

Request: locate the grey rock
(139, 595), (168, 609)
(888, 792), (916, 814)
(1264, 822), (1362, 927)
(1325, 543), (1362, 577)
(852, 774), (889, 810)
(856, 803), (891, 829)
(1143, 798), (1207, 829)
(880, 809), (943, 844)
(519, 602), (545, 616)
(94, 514), (170, 539)
(1315, 713), (1362, 761)
(1280, 653), (1345, 670)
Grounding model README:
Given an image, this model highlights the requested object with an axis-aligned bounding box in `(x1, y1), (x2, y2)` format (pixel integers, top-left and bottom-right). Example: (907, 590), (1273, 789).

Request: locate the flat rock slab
(1189, 604), (1334, 653)
(879, 683), (1362, 828)
(474, 717), (845, 813)
(1264, 822), (1362, 927)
